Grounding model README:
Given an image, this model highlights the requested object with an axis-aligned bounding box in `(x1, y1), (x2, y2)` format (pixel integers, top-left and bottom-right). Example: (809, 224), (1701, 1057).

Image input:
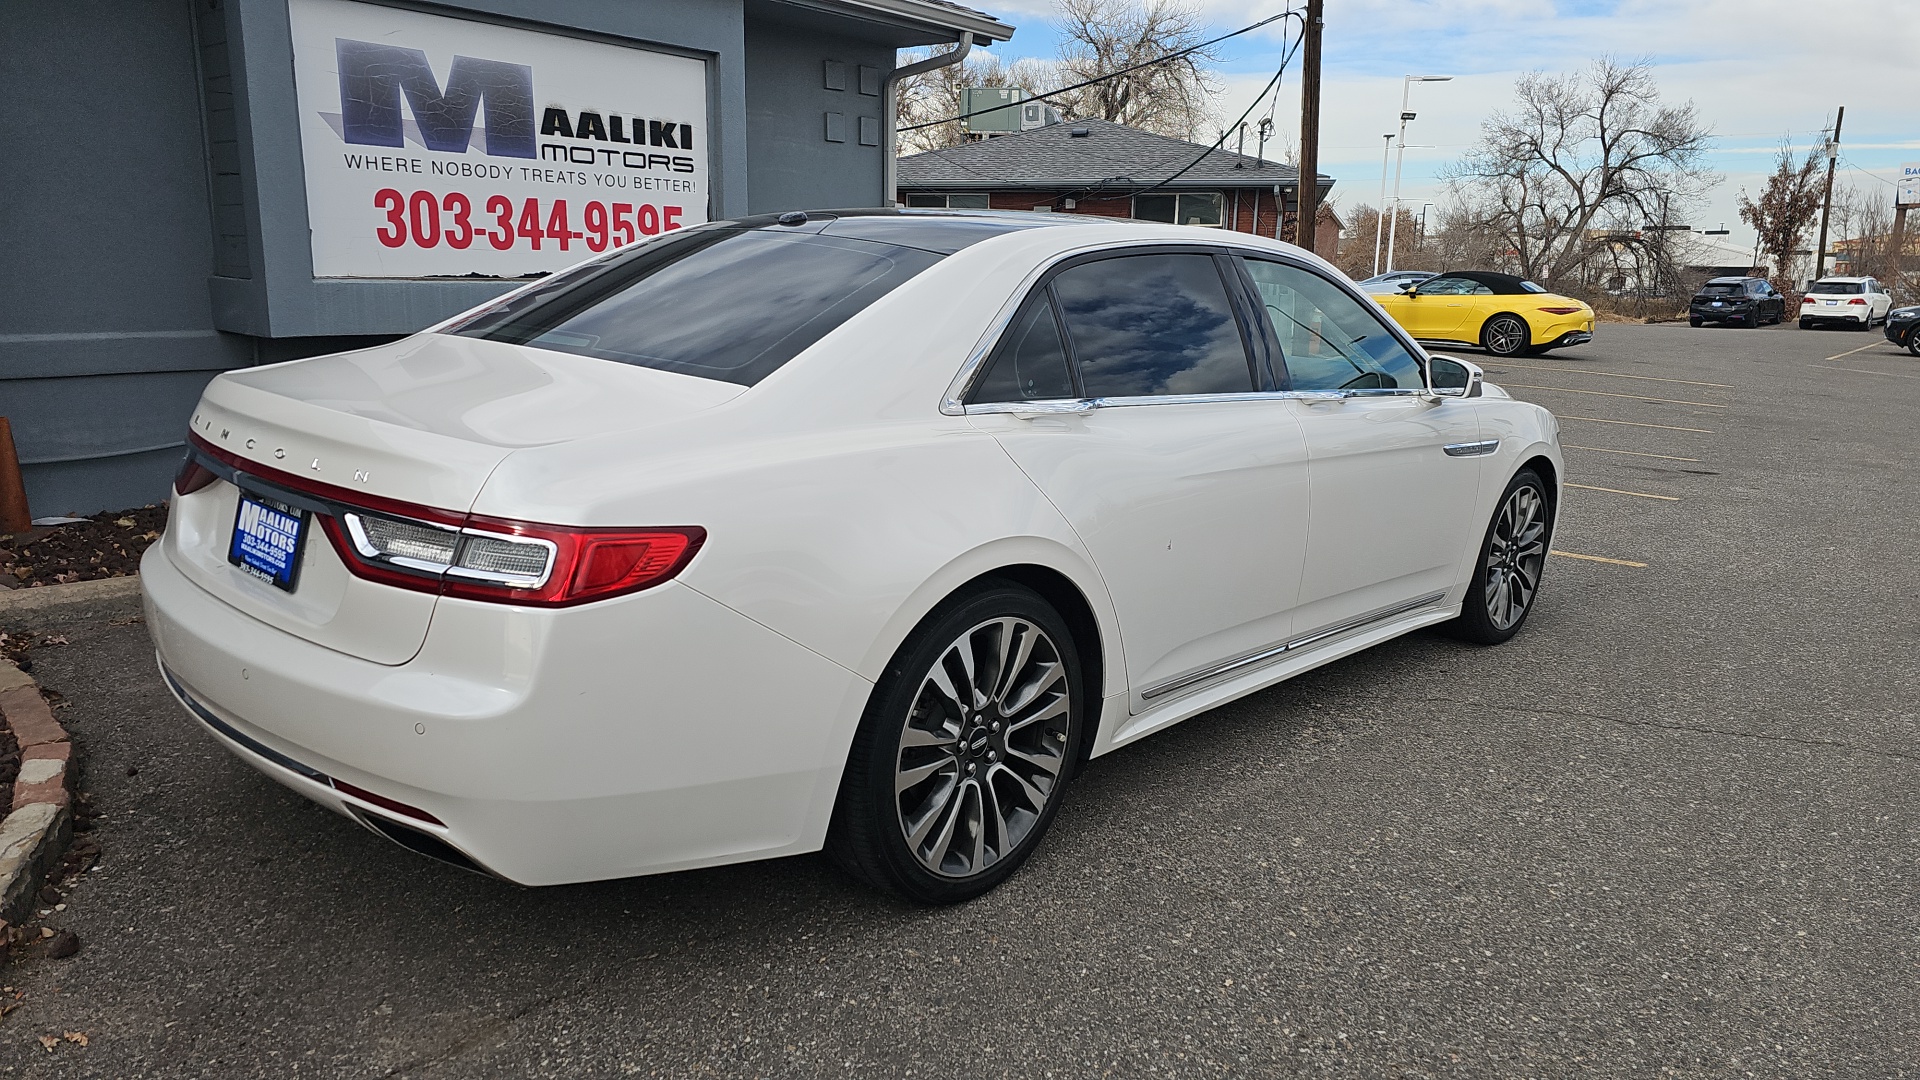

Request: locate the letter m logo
(336, 38), (535, 158)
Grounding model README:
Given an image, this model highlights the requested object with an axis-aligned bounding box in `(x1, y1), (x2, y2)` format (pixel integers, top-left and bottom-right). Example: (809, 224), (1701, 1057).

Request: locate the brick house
(895, 117), (1337, 258)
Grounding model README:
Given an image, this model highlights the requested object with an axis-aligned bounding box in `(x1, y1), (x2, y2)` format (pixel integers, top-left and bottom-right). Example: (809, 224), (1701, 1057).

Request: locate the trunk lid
(167, 334), (743, 664)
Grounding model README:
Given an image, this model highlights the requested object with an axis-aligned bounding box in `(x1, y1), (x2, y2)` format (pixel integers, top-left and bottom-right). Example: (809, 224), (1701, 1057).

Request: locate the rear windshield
(445, 227), (942, 386)
(1700, 282), (1747, 295)
(1810, 280), (1861, 294)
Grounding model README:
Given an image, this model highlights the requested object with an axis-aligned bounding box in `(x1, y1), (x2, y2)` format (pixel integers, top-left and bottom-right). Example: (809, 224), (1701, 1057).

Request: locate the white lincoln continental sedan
(145, 210), (1562, 903)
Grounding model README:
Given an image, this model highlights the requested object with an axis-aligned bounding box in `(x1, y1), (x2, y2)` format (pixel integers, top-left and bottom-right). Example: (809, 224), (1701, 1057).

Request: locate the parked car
(145, 210), (1563, 903)
(1688, 277), (1786, 328)
(1885, 304), (1920, 354)
(1370, 270), (1595, 357)
(1799, 276), (1893, 330)
(1357, 269), (1438, 294)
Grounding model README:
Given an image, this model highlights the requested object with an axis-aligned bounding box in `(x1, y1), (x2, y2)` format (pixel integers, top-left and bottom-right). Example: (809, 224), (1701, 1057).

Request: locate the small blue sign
(228, 492), (307, 591)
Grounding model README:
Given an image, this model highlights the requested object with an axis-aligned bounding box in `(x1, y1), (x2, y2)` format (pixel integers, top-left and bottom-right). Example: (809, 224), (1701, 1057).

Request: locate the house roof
(897, 117), (1331, 193)
(761, 0), (1015, 45)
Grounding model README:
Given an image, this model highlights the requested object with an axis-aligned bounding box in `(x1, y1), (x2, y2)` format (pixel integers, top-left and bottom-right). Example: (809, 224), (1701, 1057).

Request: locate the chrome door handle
(1442, 439), (1500, 457)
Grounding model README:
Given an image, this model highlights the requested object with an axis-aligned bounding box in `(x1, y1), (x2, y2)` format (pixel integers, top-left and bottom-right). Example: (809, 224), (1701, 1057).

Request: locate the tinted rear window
(1810, 280), (1862, 294)
(1700, 282), (1747, 295)
(445, 228), (942, 386)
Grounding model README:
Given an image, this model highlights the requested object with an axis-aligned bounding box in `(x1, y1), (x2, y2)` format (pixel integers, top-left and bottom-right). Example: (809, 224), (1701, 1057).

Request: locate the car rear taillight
(1802, 297), (1815, 304)
(1848, 297), (1867, 305)
(1538, 306), (1583, 315)
(186, 432), (704, 607)
(174, 454), (218, 495)
(332, 508), (702, 607)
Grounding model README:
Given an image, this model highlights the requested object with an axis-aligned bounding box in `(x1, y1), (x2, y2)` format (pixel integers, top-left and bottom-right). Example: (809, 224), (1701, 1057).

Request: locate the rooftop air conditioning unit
(1019, 102), (1063, 131)
(962, 87), (1025, 135)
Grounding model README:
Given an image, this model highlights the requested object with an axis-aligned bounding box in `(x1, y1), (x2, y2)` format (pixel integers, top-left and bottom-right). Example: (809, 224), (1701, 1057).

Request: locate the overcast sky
(977, 0), (1916, 256)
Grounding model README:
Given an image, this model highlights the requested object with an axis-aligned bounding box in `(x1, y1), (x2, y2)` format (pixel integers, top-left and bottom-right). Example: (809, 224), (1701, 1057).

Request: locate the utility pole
(1813, 106), (1844, 283)
(1294, 0), (1324, 254)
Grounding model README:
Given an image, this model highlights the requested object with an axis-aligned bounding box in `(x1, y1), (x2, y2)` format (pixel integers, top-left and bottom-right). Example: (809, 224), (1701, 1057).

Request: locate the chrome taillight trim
(340, 511), (557, 589)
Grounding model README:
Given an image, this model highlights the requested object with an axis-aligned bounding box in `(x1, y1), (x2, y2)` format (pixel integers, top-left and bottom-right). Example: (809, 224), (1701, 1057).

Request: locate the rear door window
(968, 294), (1076, 402)
(1048, 253), (1254, 397)
(446, 228), (942, 386)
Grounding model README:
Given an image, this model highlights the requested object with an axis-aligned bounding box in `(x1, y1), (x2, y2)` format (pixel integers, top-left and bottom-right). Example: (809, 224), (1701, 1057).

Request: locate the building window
(905, 193), (990, 209)
(1133, 192), (1223, 227)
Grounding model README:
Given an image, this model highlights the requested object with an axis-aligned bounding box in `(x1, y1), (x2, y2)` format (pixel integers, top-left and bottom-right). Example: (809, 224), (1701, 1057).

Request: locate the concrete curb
(0, 658), (74, 926)
(0, 575), (142, 616)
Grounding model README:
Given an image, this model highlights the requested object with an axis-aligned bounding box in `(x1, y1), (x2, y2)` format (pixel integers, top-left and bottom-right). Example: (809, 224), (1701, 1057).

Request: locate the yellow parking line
(1563, 444), (1701, 462)
(1825, 341), (1887, 361)
(1566, 482), (1680, 502)
(1551, 549), (1648, 568)
(1561, 415), (1715, 434)
(1503, 383), (1726, 408)
(1486, 362), (1733, 389)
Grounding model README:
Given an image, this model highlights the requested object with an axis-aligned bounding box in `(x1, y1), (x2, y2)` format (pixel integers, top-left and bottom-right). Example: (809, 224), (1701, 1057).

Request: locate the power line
(899, 10), (1300, 132)
(1130, 25), (1304, 198)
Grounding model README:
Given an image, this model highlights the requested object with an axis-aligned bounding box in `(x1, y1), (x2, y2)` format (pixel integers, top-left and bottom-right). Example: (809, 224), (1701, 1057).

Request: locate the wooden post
(1814, 106), (1844, 282)
(0, 417), (32, 534)
(1294, 0), (1324, 254)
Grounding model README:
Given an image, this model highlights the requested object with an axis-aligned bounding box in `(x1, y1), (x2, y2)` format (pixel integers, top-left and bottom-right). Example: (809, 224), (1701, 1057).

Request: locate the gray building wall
(0, 1), (252, 515)
(1, 0), (990, 517)
(744, 11), (892, 213)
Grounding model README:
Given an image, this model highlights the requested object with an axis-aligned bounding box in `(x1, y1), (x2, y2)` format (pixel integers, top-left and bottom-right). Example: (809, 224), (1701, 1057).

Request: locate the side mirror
(1426, 354), (1483, 399)
(1399, 282), (1419, 295)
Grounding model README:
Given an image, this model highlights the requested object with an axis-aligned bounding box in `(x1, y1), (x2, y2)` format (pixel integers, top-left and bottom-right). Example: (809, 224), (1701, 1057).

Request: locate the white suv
(1799, 276), (1893, 330)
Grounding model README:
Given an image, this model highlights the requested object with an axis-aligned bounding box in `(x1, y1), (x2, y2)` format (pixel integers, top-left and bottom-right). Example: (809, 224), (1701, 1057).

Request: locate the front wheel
(827, 584), (1086, 903)
(1450, 469), (1552, 645)
(1481, 314), (1531, 358)
(1908, 330), (1920, 357)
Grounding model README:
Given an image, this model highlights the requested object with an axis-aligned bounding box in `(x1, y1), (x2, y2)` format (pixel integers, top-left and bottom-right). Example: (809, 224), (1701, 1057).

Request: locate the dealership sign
(1900, 163), (1920, 209)
(290, 0), (709, 278)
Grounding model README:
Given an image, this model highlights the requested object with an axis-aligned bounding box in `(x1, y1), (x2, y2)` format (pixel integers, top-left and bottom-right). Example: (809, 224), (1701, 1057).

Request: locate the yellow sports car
(1370, 271), (1594, 358)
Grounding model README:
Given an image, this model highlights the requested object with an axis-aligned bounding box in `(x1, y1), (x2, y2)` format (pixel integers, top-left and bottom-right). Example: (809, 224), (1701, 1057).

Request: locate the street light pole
(1385, 75), (1450, 273)
(1372, 134), (1394, 277)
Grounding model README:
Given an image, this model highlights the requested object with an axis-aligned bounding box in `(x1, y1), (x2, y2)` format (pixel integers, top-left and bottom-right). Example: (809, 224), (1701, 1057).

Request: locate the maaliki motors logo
(334, 38), (698, 174)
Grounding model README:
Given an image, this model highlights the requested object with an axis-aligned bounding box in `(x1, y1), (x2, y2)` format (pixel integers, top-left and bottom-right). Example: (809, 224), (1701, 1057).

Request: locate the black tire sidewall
(830, 583), (1088, 904)
(1451, 468), (1551, 645)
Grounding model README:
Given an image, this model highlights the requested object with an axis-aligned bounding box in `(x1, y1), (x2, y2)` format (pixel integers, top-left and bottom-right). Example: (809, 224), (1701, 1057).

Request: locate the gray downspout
(882, 32), (973, 208)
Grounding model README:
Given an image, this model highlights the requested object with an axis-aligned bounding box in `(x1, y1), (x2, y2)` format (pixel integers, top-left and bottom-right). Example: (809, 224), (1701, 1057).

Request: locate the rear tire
(1449, 468), (1551, 646)
(1689, 317), (1703, 328)
(1800, 318), (1813, 330)
(826, 583), (1087, 904)
(1480, 313), (1531, 358)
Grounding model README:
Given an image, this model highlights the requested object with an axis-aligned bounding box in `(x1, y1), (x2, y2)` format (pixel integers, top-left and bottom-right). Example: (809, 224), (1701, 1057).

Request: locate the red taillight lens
(174, 455), (217, 495)
(1537, 306), (1583, 315)
(439, 520), (706, 607)
(1848, 297), (1866, 305)
(1802, 296), (1816, 304)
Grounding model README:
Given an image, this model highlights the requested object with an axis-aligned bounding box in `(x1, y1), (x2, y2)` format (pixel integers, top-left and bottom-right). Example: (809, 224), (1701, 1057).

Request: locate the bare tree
(1053, 0), (1220, 139)
(1327, 202), (1423, 279)
(894, 0), (1222, 152)
(1737, 143), (1825, 292)
(1442, 59), (1715, 291)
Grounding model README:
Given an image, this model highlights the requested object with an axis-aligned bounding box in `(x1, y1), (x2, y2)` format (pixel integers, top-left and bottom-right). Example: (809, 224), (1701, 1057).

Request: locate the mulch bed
(0, 505), (167, 589)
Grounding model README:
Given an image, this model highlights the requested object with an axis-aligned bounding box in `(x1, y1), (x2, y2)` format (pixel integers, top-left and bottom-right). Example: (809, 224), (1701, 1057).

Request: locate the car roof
(1706, 276), (1761, 283)
(1810, 275), (1868, 282)
(706, 208), (1100, 255)
(1430, 270), (1537, 294)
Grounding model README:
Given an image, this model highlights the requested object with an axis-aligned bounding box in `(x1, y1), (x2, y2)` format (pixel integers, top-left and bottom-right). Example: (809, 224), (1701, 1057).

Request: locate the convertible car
(1372, 270), (1594, 358)
(146, 210), (1563, 903)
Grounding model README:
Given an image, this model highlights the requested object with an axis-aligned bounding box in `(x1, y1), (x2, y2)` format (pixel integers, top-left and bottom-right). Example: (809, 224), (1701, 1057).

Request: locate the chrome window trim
(962, 387), (1430, 416)
(1137, 590), (1449, 702)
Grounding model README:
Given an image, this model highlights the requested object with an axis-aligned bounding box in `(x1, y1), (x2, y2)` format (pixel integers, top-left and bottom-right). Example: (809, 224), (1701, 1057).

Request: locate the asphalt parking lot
(4, 320), (1917, 1078)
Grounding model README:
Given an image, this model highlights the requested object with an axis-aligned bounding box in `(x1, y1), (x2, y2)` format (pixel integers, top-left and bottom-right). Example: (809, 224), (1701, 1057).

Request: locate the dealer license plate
(1825, 300), (1838, 305)
(228, 492), (308, 592)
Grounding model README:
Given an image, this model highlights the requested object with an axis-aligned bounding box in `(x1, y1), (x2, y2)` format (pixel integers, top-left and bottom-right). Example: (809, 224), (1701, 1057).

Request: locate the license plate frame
(228, 490), (309, 592)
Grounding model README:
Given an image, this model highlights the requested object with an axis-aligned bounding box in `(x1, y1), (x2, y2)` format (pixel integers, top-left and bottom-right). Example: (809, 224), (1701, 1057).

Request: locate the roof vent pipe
(883, 33), (973, 208)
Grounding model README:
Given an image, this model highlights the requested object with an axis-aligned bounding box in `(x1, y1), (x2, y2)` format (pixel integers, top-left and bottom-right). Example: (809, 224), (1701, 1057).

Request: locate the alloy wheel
(1484, 315), (1528, 357)
(1484, 485), (1548, 631)
(894, 617), (1072, 879)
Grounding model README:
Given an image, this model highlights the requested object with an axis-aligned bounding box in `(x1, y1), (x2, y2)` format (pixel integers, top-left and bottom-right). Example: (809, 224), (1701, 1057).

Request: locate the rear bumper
(1692, 306), (1759, 321)
(142, 542), (872, 885)
(1801, 307), (1869, 323)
